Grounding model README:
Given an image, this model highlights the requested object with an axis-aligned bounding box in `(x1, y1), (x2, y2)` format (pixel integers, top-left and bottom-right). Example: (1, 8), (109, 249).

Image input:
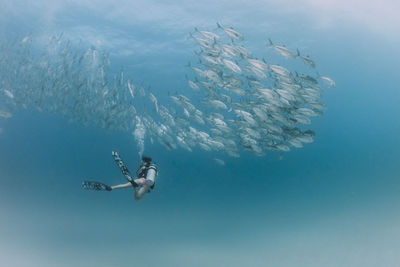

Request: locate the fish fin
(194, 27), (199, 32)
(267, 38), (273, 46)
(296, 48), (300, 57)
(216, 22), (223, 29)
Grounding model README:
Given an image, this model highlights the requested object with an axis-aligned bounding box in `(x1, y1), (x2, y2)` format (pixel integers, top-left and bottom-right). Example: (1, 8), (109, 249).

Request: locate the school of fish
(0, 24), (335, 158)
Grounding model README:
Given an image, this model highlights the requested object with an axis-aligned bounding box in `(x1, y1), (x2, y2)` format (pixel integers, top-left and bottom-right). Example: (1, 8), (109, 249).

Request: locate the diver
(82, 151), (158, 201)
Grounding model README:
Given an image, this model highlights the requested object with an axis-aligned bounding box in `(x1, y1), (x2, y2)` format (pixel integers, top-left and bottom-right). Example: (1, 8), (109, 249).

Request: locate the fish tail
(296, 48), (300, 57)
(217, 22), (223, 29)
(268, 38), (273, 46)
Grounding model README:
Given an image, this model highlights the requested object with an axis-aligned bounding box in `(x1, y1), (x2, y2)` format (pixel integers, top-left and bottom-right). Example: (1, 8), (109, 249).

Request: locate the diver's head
(142, 156), (152, 163)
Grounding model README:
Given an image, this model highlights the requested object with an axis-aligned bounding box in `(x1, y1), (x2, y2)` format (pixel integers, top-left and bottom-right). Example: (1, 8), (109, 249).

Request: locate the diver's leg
(133, 178), (146, 186)
(134, 185), (150, 200)
(110, 182), (133, 190)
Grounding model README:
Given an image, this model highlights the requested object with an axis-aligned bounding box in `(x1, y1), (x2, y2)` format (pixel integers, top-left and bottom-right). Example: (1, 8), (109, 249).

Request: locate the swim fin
(112, 151), (134, 182)
(82, 181), (112, 191)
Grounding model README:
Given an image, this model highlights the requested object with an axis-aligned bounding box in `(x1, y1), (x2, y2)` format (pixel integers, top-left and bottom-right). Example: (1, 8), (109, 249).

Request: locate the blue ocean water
(1, 1), (400, 266)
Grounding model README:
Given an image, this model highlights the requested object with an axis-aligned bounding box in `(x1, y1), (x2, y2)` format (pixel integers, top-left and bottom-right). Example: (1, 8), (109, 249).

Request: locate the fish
(288, 138), (303, 148)
(275, 144), (290, 152)
(21, 36), (30, 43)
(297, 49), (316, 68)
(221, 44), (238, 57)
(210, 128), (223, 136)
(296, 135), (314, 143)
(183, 108), (190, 118)
(293, 114), (311, 125)
(235, 110), (258, 127)
(193, 114), (205, 125)
(205, 100), (227, 110)
(257, 88), (276, 101)
(190, 33), (214, 50)
(269, 65), (290, 76)
(148, 92), (159, 113)
(199, 143), (212, 151)
(204, 69), (221, 83)
(191, 67), (207, 78)
(276, 89), (295, 101)
(222, 59), (242, 74)
(296, 108), (317, 117)
(127, 81), (136, 98)
(234, 45), (252, 58)
(297, 73), (318, 85)
(202, 55), (221, 65)
(245, 65), (267, 80)
(170, 95), (181, 105)
(0, 110), (12, 118)
(217, 22), (244, 41)
(176, 135), (193, 152)
(3, 89), (14, 99)
(247, 58), (269, 71)
(194, 27), (220, 41)
(268, 39), (297, 59)
(188, 80), (200, 92)
(319, 75), (336, 87)
(214, 158), (225, 166)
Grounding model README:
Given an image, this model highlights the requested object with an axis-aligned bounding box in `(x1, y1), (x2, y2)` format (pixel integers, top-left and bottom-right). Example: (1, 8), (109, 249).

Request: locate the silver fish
(222, 59), (242, 74)
(297, 49), (316, 68)
(188, 80), (200, 92)
(214, 158), (225, 165)
(268, 39), (297, 59)
(217, 23), (244, 41)
(319, 75), (336, 87)
(247, 59), (269, 71)
(194, 27), (220, 41)
(0, 110), (12, 118)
